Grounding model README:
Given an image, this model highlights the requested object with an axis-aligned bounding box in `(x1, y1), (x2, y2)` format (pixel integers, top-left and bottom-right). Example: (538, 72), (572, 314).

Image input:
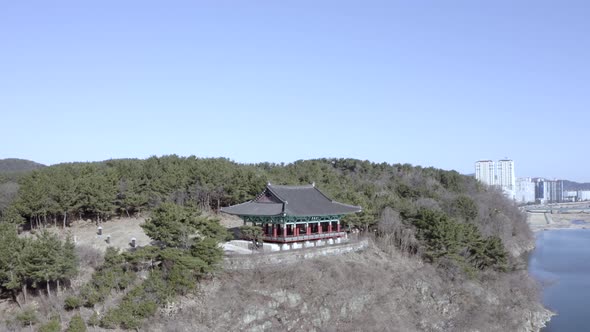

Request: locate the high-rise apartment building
(496, 159), (516, 192)
(475, 160), (495, 186)
(515, 177), (535, 203)
(474, 159), (516, 199)
(534, 178), (564, 203)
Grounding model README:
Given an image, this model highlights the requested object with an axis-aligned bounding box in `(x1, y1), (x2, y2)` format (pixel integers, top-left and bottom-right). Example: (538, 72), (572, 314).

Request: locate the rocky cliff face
(145, 243), (551, 332)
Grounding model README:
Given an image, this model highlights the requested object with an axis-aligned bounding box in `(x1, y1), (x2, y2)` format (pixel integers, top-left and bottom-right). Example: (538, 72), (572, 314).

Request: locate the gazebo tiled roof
(220, 183), (361, 217)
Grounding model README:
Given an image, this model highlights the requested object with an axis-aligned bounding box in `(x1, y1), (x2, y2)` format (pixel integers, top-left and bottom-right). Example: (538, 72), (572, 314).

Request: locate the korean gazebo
(221, 183), (361, 247)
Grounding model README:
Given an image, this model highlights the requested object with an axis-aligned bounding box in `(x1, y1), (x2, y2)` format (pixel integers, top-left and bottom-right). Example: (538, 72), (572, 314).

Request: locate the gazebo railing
(262, 231), (347, 243)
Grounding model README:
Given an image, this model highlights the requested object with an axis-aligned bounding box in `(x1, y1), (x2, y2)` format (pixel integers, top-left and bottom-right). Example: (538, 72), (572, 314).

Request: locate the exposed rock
(519, 307), (555, 332)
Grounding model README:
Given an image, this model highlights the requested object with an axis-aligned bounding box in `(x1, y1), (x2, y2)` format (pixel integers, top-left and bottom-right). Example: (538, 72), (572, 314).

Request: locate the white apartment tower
(516, 177), (535, 203)
(496, 159), (516, 191)
(475, 160), (496, 186)
(475, 159), (516, 199)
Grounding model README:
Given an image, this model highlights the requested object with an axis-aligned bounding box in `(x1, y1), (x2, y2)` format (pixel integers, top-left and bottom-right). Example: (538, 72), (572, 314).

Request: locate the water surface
(528, 229), (590, 331)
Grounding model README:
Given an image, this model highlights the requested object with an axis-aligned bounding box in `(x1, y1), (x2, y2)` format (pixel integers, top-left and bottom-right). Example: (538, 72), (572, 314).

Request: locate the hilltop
(0, 156), (551, 331)
(0, 158), (45, 173)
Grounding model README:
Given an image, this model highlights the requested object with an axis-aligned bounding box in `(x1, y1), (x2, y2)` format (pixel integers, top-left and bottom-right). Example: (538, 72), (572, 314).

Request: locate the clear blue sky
(1, 1), (589, 181)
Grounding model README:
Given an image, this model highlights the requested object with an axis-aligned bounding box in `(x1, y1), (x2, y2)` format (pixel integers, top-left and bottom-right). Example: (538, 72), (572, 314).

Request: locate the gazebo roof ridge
(265, 184), (289, 203)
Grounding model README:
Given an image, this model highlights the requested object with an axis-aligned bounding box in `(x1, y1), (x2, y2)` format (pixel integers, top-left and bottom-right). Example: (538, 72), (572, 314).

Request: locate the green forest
(0, 156), (531, 330)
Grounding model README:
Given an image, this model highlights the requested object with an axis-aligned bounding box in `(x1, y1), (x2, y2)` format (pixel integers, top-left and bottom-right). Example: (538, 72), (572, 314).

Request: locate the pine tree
(0, 223), (25, 303)
(0, 204), (25, 225)
(142, 203), (228, 249)
(58, 235), (78, 293)
(26, 231), (61, 296)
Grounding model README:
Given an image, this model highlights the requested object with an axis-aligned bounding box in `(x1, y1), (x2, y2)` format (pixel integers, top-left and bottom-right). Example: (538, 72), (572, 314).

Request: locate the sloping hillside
(145, 242), (551, 332)
(0, 157), (550, 331)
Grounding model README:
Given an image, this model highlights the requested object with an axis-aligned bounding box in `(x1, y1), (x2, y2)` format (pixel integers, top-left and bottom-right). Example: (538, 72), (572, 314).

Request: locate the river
(528, 227), (590, 331)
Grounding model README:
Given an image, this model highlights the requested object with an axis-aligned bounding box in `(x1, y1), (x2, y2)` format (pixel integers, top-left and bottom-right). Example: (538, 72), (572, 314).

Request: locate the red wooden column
(283, 224), (287, 239)
(337, 221), (340, 232)
(306, 223), (311, 235)
(318, 222), (322, 234)
(328, 221), (332, 233)
(273, 224), (277, 238)
(295, 225), (299, 236)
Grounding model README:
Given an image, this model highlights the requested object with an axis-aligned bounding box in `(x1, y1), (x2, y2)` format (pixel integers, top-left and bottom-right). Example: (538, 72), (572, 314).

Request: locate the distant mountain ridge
(563, 180), (590, 191)
(0, 158), (45, 173)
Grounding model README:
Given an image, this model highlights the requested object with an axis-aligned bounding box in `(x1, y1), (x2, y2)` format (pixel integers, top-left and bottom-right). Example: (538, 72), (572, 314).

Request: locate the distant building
(547, 180), (564, 203)
(496, 159), (516, 192)
(577, 190), (590, 201)
(534, 178), (564, 203)
(564, 191), (578, 202)
(563, 190), (590, 202)
(534, 178), (548, 204)
(475, 160), (496, 186)
(474, 159), (516, 199)
(515, 178), (535, 203)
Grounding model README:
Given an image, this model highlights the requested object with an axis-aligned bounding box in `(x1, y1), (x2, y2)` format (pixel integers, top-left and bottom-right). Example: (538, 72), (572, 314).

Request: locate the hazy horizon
(2, 2), (589, 181)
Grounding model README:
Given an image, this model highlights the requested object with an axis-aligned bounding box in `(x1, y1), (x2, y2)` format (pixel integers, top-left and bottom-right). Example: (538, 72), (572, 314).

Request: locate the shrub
(78, 250), (137, 308)
(99, 309), (121, 329)
(16, 308), (37, 327)
(87, 311), (100, 327)
(80, 284), (102, 307)
(67, 314), (87, 332)
(64, 295), (83, 310)
(38, 319), (60, 332)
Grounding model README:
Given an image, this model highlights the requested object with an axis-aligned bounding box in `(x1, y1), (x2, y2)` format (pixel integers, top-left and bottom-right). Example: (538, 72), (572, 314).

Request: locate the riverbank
(527, 210), (590, 232)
